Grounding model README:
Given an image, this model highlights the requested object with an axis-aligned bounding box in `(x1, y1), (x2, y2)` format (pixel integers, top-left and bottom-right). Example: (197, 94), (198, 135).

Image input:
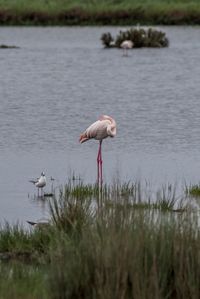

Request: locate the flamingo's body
(120, 40), (134, 56)
(79, 115), (116, 185)
(29, 172), (46, 197)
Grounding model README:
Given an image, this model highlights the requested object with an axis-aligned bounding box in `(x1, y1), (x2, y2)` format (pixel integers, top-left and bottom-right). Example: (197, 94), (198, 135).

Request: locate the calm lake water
(0, 26), (200, 223)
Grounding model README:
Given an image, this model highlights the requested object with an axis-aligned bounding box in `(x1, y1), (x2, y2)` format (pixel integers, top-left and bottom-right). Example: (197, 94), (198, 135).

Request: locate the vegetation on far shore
(0, 181), (200, 298)
(0, 0), (200, 25)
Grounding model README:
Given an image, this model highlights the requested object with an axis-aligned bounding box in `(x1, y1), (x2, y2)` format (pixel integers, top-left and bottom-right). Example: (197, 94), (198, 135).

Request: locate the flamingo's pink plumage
(79, 115), (116, 185)
(79, 115), (116, 143)
(120, 40), (134, 56)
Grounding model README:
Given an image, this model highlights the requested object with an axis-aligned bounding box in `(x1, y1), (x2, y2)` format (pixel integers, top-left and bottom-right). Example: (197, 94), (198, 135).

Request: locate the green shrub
(101, 27), (169, 48)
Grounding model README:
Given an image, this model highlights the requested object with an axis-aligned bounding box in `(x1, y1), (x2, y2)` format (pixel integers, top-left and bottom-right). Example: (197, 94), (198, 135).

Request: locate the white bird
(29, 172), (46, 197)
(120, 40), (134, 56)
(79, 115), (116, 186)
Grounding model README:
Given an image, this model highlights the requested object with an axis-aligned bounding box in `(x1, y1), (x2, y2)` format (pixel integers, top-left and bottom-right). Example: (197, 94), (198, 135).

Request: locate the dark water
(0, 26), (200, 223)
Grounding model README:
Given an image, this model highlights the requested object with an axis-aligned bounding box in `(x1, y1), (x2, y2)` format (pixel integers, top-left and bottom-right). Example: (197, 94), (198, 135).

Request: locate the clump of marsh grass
(101, 27), (169, 48)
(144, 27), (169, 47)
(100, 32), (114, 47)
(48, 191), (200, 299)
(50, 181), (185, 217)
(49, 187), (94, 234)
(115, 28), (147, 48)
(0, 222), (51, 262)
(0, 262), (47, 299)
(155, 184), (179, 211)
(186, 183), (200, 197)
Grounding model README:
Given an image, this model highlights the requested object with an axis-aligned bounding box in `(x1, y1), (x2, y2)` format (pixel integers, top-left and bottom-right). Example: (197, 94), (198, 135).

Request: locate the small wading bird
(79, 115), (116, 186)
(29, 172), (46, 197)
(120, 40), (134, 56)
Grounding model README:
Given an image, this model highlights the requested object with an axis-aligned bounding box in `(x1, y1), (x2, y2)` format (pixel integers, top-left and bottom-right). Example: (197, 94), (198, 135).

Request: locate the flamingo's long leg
(97, 142), (101, 184)
(99, 141), (103, 186)
(97, 141), (103, 186)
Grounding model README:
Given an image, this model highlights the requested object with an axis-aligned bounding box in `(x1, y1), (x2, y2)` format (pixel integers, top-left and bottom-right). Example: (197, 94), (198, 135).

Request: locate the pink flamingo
(79, 115), (117, 186)
(120, 40), (134, 56)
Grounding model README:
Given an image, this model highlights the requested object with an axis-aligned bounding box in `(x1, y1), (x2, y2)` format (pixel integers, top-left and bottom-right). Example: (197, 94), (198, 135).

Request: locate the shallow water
(0, 26), (200, 223)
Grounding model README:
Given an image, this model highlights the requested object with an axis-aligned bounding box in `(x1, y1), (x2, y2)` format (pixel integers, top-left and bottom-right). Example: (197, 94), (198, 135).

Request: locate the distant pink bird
(120, 40), (134, 56)
(79, 115), (117, 186)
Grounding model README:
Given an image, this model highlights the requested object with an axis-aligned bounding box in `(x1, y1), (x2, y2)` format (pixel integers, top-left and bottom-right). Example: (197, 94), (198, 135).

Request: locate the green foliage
(0, 0), (200, 25)
(155, 184), (178, 211)
(145, 28), (169, 47)
(101, 32), (114, 47)
(115, 28), (147, 48)
(48, 207), (200, 299)
(0, 222), (51, 260)
(186, 183), (200, 197)
(102, 27), (169, 48)
(0, 0), (200, 24)
(49, 187), (93, 234)
(0, 262), (47, 299)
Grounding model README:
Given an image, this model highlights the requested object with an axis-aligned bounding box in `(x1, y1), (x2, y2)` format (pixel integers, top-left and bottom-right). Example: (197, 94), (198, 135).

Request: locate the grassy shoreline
(0, 182), (200, 298)
(1, 1), (200, 25)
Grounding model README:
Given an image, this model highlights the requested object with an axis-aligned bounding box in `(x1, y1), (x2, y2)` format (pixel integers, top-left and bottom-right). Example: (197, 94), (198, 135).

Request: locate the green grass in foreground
(0, 181), (199, 299)
(0, 0), (200, 25)
(0, 262), (46, 299)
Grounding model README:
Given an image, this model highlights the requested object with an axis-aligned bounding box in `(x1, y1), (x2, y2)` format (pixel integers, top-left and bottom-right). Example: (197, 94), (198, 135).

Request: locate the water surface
(0, 26), (200, 222)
